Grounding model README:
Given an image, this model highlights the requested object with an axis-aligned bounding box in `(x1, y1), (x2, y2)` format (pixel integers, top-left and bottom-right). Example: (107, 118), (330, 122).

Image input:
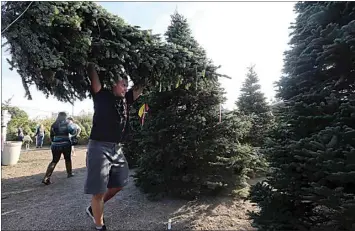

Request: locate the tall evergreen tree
(134, 12), (254, 199)
(236, 65), (272, 147)
(250, 2), (355, 230)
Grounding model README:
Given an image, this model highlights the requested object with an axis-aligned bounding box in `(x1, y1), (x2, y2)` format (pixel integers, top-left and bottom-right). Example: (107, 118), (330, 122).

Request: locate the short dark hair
(58, 112), (67, 117)
(56, 112), (67, 122)
(67, 117), (74, 121)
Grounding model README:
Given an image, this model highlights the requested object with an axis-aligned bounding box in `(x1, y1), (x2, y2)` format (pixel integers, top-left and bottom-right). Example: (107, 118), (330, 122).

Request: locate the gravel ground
(1, 146), (258, 230)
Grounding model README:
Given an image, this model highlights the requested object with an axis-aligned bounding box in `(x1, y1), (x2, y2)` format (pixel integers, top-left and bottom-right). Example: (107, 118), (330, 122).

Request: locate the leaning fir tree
(250, 2), (355, 230)
(134, 12), (254, 199)
(1, 2), (199, 102)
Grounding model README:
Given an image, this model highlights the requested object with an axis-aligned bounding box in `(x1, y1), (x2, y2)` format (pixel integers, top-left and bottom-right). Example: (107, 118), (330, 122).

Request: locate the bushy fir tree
(134, 12), (254, 200)
(250, 2), (355, 230)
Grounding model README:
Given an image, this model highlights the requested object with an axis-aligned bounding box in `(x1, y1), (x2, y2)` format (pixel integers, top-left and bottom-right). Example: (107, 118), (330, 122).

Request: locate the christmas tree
(134, 12), (254, 200)
(236, 65), (273, 147)
(250, 2), (355, 230)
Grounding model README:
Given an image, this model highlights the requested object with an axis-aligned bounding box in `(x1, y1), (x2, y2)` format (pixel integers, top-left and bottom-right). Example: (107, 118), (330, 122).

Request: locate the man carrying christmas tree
(84, 62), (144, 231)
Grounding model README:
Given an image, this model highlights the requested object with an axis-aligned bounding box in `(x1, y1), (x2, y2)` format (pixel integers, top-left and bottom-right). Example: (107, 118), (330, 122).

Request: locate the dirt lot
(1, 146), (258, 230)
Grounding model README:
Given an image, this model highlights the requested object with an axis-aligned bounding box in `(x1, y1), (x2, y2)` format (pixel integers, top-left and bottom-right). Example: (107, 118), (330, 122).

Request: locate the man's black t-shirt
(89, 88), (134, 143)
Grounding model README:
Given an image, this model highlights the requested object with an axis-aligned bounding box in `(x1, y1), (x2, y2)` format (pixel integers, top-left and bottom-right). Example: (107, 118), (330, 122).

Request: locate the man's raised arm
(87, 62), (102, 94)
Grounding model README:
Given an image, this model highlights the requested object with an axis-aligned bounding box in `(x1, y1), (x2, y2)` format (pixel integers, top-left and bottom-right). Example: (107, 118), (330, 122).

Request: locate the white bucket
(2, 141), (23, 166)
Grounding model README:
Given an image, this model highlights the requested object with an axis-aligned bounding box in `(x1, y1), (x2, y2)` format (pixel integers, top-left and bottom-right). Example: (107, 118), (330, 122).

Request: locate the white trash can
(2, 141), (23, 166)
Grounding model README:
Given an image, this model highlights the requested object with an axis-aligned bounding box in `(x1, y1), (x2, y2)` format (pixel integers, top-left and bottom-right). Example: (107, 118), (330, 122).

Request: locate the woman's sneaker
(41, 178), (52, 185)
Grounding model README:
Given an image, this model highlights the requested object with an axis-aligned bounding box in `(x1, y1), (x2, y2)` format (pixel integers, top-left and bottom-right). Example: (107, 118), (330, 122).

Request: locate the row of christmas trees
(2, 1), (355, 229)
(123, 12), (273, 200)
(2, 2), (272, 200)
(125, 2), (355, 230)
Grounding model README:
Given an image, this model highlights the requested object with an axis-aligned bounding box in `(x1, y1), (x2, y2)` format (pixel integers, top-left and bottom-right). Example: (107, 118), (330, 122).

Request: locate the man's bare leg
(91, 193), (105, 227)
(103, 187), (122, 203)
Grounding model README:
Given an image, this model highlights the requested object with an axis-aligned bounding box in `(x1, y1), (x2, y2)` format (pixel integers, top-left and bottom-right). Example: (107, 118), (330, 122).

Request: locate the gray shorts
(84, 139), (129, 195)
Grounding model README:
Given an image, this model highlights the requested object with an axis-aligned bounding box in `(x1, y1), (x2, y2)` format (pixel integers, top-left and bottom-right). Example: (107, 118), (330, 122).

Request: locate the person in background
(42, 112), (77, 185)
(17, 127), (24, 142)
(67, 117), (81, 156)
(35, 124), (45, 148)
(23, 133), (33, 150)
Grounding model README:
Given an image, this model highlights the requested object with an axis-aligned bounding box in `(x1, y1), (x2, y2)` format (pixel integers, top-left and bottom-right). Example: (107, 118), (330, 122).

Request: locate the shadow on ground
(20, 145), (88, 153)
